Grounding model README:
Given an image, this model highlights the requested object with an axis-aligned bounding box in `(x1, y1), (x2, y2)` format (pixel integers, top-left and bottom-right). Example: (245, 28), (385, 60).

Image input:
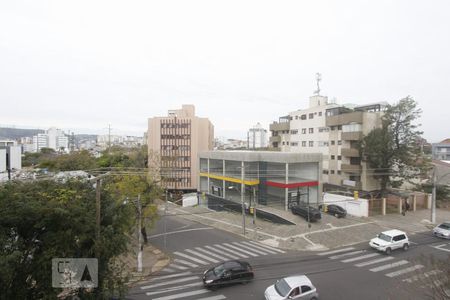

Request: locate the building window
(338, 140), (342, 145)
(309, 113), (314, 119)
(302, 128), (306, 134)
(338, 155), (342, 160)
(295, 116), (298, 120)
(309, 141), (314, 147)
(319, 112), (322, 116)
(331, 126), (336, 131)
(291, 142), (298, 146)
(286, 141), (289, 145)
(331, 155), (335, 160)
(301, 114), (307, 120)
(318, 141), (329, 147)
(291, 130), (298, 134)
(331, 140), (335, 145)
(309, 128), (314, 134)
(338, 125), (342, 130)
(302, 141), (306, 147)
(282, 141), (285, 145)
(319, 127), (329, 133)
(330, 170), (335, 174)
(323, 170), (329, 174)
(337, 170), (342, 175)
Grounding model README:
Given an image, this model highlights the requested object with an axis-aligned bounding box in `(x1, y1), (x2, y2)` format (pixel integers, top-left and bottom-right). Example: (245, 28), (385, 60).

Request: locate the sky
(0, 0), (449, 142)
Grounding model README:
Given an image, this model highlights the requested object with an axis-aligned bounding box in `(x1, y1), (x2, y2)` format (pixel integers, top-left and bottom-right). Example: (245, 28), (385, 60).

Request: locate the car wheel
(403, 243), (409, 251)
(385, 247), (392, 255)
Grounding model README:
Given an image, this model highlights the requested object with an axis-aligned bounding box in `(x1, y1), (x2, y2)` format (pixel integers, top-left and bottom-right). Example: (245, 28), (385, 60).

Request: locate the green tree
(361, 96), (430, 194)
(0, 179), (135, 299)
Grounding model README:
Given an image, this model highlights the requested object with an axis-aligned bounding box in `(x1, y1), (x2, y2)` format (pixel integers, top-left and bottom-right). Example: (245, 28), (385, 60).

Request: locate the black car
(291, 204), (321, 222)
(202, 260), (254, 289)
(326, 204), (347, 218)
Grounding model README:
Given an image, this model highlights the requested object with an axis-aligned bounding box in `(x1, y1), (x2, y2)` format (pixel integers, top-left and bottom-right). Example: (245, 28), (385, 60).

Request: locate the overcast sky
(1, 0), (449, 142)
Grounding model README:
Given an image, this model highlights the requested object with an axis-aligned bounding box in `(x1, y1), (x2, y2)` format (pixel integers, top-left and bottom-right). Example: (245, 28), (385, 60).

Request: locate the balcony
(270, 135), (281, 143)
(341, 131), (362, 140)
(270, 122), (290, 132)
(341, 164), (362, 173)
(326, 111), (363, 126)
(341, 148), (360, 157)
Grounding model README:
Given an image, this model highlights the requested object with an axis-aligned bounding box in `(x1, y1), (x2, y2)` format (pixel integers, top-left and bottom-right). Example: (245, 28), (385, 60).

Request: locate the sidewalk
(163, 202), (450, 252)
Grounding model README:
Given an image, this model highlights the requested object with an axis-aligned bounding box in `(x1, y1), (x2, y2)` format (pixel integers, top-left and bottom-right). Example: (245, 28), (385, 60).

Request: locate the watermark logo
(52, 258), (98, 288)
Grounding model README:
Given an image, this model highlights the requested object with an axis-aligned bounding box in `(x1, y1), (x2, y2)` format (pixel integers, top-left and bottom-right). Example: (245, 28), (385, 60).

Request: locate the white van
(369, 229), (409, 254)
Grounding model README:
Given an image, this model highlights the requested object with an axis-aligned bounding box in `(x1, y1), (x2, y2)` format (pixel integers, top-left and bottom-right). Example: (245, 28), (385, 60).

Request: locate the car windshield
(378, 233), (392, 242)
(438, 223), (450, 230)
(274, 278), (292, 297)
(213, 265), (225, 276)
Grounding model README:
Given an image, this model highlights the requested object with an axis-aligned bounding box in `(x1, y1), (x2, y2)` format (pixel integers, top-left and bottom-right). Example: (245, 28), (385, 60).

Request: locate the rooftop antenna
(314, 73), (322, 95)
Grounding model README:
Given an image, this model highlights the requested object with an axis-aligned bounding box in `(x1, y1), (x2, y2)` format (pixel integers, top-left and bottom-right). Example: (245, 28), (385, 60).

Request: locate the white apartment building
(31, 128), (69, 153)
(247, 122), (268, 149)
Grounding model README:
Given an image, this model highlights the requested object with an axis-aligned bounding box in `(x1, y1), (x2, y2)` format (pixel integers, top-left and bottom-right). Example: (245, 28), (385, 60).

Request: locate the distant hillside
(0, 127), (45, 139)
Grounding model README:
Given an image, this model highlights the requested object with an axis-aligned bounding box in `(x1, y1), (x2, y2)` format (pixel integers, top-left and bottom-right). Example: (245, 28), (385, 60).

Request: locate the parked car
(326, 204), (347, 218)
(264, 275), (318, 300)
(291, 203), (321, 222)
(433, 222), (450, 239)
(202, 260), (254, 289)
(369, 229), (409, 254)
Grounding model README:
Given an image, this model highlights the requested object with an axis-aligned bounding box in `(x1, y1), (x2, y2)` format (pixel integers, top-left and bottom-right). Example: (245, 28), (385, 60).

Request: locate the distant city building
(97, 135), (144, 149)
(0, 144), (22, 172)
(148, 104), (214, 192)
(223, 139), (247, 150)
(432, 139), (450, 161)
(30, 127), (69, 153)
(247, 123), (268, 149)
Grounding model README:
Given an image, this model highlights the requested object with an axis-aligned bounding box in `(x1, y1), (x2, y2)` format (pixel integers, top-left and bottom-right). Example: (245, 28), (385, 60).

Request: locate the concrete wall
(323, 193), (369, 217)
(0, 149), (6, 172)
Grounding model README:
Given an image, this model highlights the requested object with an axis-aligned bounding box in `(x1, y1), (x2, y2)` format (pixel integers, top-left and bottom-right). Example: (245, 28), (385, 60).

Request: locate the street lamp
(123, 195), (143, 272)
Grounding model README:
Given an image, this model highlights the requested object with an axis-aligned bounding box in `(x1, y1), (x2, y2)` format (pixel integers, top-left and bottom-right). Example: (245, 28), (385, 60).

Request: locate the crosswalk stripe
(185, 249), (220, 263)
(317, 247), (355, 256)
(242, 241), (278, 254)
(195, 247), (229, 261)
(205, 245), (240, 259)
(174, 259), (198, 268)
(161, 268), (175, 273)
(141, 271), (192, 284)
(212, 244), (249, 258)
(329, 250), (366, 260)
(140, 276), (199, 290)
(341, 253), (380, 263)
(170, 264), (188, 270)
(369, 260), (409, 272)
(174, 251), (209, 265)
(223, 243), (259, 257)
(355, 256), (394, 267)
(196, 295), (227, 300)
(152, 288), (210, 300)
(403, 270), (442, 283)
(145, 282), (204, 296)
(232, 242), (270, 255)
(248, 241), (286, 253)
(385, 265), (424, 278)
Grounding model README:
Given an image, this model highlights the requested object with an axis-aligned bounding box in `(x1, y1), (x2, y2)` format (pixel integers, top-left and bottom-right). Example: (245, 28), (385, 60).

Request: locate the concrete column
(413, 195), (416, 212)
(285, 163), (289, 211)
(207, 158), (210, 192)
(382, 198), (386, 215)
(222, 160), (226, 198)
(427, 194), (432, 209)
(398, 198), (402, 214)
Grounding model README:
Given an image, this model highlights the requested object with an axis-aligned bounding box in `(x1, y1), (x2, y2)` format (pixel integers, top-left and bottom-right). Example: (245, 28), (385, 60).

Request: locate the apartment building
(247, 122), (268, 149)
(31, 128), (69, 153)
(432, 139), (450, 161)
(270, 94), (386, 192)
(148, 105), (214, 192)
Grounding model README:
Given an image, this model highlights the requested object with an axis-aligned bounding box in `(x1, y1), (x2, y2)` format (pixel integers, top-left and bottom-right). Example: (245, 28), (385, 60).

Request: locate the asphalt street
(127, 214), (450, 300)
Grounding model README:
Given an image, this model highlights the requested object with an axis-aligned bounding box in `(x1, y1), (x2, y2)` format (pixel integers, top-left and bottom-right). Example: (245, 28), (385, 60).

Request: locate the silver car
(264, 275), (318, 300)
(433, 222), (450, 239)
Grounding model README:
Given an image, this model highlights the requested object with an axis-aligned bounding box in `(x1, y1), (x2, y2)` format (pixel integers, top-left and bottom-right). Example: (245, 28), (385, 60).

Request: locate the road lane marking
(213, 244), (249, 258)
(223, 243), (259, 257)
(317, 247), (355, 256)
(341, 253), (380, 263)
(196, 295), (227, 300)
(385, 264), (424, 277)
(170, 264), (188, 270)
(369, 260), (409, 272)
(403, 270), (442, 283)
(232, 242), (269, 255)
(355, 256), (394, 267)
(248, 241), (286, 253)
(205, 245), (240, 259)
(161, 268), (175, 273)
(242, 241), (278, 254)
(147, 227), (214, 239)
(151, 288), (210, 300)
(173, 259), (198, 268)
(329, 250), (366, 259)
(184, 249), (220, 264)
(195, 247), (229, 261)
(174, 251), (209, 265)
(140, 276), (199, 290)
(145, 282), (203, 296)
(141, 271), (192, 284)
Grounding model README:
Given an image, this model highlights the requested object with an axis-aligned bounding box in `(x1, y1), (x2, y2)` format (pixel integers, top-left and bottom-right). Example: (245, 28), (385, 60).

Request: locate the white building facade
(31, 128), (69, 153)
(247, 122), (268, 149)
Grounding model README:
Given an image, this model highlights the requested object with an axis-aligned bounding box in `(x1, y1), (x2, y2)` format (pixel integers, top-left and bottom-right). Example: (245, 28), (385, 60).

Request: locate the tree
(361, 96), (430, 194)
(40, 150), (98, 171)
(0, 179), (135, 299)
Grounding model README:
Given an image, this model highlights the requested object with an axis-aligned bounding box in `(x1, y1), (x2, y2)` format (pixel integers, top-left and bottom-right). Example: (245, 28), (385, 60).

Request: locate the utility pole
(137, 194), (143, 272)
(241, 161), (246, 236)
(253, 187), (257, 240)
(431, 166), (436, 224)
(108, 124), (111, 151)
